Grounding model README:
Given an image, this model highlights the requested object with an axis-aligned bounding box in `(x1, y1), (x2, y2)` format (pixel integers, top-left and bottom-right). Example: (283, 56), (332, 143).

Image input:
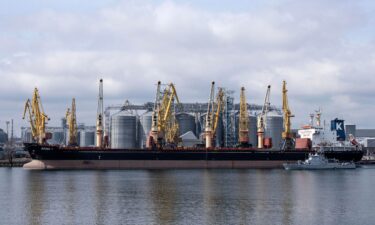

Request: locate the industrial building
(0, 129), (7, 144)
(21, 101), (284, 149)
(21, 123), (96, 147)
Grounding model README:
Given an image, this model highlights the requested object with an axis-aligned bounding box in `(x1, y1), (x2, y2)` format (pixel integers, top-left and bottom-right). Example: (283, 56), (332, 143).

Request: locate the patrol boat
(283, 153), (356, 170)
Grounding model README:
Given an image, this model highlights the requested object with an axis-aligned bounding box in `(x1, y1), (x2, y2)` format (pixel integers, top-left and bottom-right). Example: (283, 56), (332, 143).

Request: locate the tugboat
(283, 153), (356, 170)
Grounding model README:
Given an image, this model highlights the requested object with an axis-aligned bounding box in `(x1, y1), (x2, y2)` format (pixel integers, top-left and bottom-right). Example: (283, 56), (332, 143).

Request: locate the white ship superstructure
(297, 110), (360, 151)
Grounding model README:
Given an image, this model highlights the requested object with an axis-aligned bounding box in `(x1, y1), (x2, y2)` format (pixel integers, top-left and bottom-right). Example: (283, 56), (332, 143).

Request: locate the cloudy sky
(1, 0), (375, 136)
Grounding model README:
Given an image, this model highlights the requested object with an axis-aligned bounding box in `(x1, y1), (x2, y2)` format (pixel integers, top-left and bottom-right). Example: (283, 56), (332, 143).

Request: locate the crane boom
(205, 82), (215, 148)
(22, 88), (49, 144)
(161, 83), (180, 144)
(212, 88), (224, 136)
(23, 99), (37, 139)
(148, 82), (181, 148)
(204, 82), (225, 148)
(149, 81), (162, 147)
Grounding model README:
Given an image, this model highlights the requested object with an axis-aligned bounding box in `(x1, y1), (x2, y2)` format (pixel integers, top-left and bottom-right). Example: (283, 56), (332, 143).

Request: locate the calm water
(0, 168), (375, 225)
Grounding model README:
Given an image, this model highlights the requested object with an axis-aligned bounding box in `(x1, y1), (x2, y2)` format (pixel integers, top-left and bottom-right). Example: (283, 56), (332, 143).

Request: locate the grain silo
(176, 113), (196, 136)
(264, 111), (283, 150)
(80, 130), (95, 147)
(199, 113), (224, 147)
(51, 130), (64, 145)
(110, 111), (137, 149)
(235, 114), (257, 147)
(249, 114), (257, 147)
(139, 111), (153, 148)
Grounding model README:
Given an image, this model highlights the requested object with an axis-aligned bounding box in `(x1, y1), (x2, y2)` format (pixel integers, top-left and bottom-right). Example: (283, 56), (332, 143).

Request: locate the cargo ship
(23, 143), (363, 169)
(23, 116), (364, 170)
(22, 80), (364, 169)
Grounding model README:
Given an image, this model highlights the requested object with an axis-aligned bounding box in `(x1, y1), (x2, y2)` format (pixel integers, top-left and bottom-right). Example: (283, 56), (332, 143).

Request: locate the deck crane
(148, 81), (181, 148)
(281, 80), (295, 150)
(238, 87), (249, 147)
(22, 88), (49, 144)
(96, 79), (104, 148)
(257, 85), (271, 149)
(159, 83), (180, 145)
(205, 82), (215, 148)
(65, 98), (78, 146)
(205, 82), (225, 148)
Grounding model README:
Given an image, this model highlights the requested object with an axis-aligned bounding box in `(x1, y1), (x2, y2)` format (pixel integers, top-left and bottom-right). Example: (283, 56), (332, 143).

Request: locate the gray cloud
(1, 0), (375, 135)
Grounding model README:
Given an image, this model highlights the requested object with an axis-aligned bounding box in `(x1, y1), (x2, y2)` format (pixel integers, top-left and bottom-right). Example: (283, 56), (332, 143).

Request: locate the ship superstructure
(297, 110), (360, 152)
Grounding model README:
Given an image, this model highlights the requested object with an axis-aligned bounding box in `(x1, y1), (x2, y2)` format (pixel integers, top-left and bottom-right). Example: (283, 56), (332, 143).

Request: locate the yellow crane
(148, 81), (181, 148)
(66, 98), (78, 146)
(238, 87), (249, 147)
(281, 80), (295, 150)
(205, 82), (224, 148)
(159, 83), (180, 145)
(22, 88), (49, 144)
(149, 81), (162, 148)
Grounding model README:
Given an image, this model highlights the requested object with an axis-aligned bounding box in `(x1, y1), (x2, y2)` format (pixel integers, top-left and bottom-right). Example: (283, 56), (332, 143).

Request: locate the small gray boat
(283, 153), (356, 170)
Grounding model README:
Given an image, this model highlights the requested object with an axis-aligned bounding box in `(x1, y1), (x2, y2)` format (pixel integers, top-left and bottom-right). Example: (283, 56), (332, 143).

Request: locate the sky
(1, 0), (375, 136)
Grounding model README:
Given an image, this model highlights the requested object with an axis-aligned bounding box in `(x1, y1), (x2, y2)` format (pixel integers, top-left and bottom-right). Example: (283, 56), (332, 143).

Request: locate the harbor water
(1, 168), (375, 225)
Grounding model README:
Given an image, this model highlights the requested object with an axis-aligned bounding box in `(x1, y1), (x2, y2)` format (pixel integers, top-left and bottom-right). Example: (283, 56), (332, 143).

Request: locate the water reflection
(26, 171), (45, 225)
(1, 168), (375, 225)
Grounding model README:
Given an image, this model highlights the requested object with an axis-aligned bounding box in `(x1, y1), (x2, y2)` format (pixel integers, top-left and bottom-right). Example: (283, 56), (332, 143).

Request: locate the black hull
(24, 143), (363, 163)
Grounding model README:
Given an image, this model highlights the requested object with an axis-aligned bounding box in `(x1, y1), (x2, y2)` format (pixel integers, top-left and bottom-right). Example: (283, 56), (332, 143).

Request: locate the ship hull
(23, 143), (364, 170)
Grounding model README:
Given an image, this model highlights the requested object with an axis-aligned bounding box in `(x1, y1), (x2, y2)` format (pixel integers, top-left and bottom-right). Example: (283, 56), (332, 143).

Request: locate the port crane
(65, 98), (78, 146)
(257, 85), (271, 149)
(22, 88), (49, 144)
(281, 80), (295, 150)
(96, 79), (104, 148)
(205, 82), (225, 148)
(148, 81), (181, 148)
(238, 87), (249, 147)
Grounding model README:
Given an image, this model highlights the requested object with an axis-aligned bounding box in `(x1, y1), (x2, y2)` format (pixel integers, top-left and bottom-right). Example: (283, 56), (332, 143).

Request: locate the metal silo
(199, 113), (224, 147)
(110, 111), (137, 149)
(139, 111), (153, 148)
(80, 131), (95, 147)
(264, 111), (283, 150)
(249, 114), (257, 147)
(176, 113), (196, 136)
(235, 114), (257, 147)
(51, 131), (64, 145)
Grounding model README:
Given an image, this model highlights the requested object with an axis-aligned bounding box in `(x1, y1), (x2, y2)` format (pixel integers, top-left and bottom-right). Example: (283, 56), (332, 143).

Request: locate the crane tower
(96, 79), (104, 148)
(238, 87), (249, 147)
